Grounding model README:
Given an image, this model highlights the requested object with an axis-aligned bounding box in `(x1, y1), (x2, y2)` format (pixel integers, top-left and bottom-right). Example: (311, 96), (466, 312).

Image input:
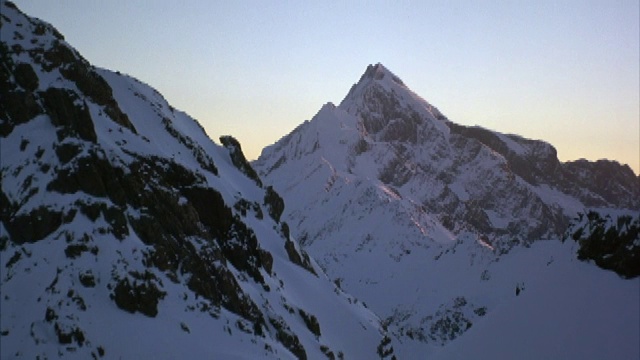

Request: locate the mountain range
(254, 63), (639, 357)
(2, 1), (639, 359)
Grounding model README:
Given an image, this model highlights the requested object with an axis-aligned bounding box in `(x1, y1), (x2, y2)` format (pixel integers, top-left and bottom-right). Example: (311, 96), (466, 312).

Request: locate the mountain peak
(361, 63), (405, 86)
(337, 63), (449, 129)
(339, 63), (409, 110)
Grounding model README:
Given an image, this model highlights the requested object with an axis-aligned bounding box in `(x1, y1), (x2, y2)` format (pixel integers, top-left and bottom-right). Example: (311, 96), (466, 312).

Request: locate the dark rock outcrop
(566, 211), (640, 278)
(220, 135), (263, 187)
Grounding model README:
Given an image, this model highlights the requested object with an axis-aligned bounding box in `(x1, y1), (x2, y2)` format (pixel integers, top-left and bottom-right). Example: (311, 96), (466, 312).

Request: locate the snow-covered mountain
(0, 2), (392, 358)
(255, 63), (640, 357)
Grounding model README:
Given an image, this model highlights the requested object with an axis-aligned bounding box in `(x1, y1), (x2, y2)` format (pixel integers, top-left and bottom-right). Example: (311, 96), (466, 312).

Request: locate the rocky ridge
(0, 2), (389, 358)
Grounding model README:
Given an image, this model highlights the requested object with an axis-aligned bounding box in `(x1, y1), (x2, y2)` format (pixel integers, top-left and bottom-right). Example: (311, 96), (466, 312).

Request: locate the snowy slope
(433, 240), (639, 360)
(255, 63), (640, 356)
(0, 2), (389, 358)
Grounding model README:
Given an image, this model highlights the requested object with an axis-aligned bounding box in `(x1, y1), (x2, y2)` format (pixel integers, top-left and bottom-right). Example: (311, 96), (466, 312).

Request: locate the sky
(12, 1), (640, 174)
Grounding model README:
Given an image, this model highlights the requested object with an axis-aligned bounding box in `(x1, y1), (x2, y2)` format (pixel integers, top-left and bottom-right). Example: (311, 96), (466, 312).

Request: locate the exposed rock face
(562, 160), (640, 209)
(0, 7), (134, 138)
(264, 185), (285, 222)
(565, 211), (640, 279)
(220, 135), (263, 187)
(0, 3), (386, 359)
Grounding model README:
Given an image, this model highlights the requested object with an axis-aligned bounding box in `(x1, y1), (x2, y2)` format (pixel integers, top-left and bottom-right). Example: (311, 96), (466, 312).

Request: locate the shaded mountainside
(255, 63), (639, 357)
(0, 2), (389, 358)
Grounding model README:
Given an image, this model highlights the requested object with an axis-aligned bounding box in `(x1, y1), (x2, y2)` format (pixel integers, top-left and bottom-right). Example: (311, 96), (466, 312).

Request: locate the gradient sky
(13, 1), (639, 173)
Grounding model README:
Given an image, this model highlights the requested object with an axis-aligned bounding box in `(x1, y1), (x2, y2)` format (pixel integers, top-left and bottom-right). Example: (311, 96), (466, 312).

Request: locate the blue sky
(13, 1), (639, 173)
